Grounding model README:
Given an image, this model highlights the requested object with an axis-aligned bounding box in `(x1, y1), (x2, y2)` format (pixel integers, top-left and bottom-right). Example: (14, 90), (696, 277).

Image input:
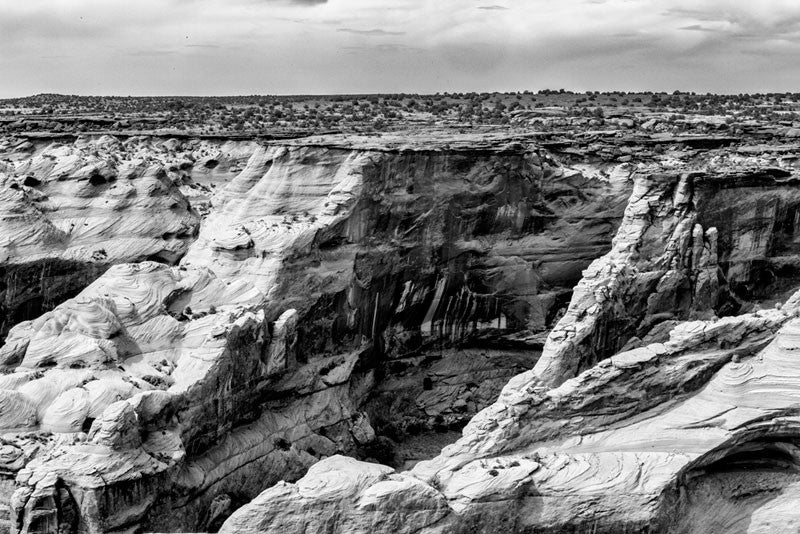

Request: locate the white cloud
(0, 0), (799, 96)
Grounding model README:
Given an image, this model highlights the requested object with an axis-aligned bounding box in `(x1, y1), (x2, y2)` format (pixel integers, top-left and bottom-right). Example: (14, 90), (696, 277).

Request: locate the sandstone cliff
(6, 129), (800, 533)
(220, 160), (800, 533)
(1, 132), (633, 532)
(0, 135), (266, 342)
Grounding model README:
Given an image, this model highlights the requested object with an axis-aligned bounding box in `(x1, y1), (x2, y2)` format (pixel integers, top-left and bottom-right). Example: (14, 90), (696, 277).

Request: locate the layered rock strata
(0, 135), (265, 342)
(0, 133), (632, 532)
(535, 167), (800, 386)
(8, 130), (800, 533)
(221, 164), (800, 534)
(222, 301), (800, 533)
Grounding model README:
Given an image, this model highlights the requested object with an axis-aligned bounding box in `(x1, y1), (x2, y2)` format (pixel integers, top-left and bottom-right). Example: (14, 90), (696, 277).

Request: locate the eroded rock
(1, 132), (633, 532)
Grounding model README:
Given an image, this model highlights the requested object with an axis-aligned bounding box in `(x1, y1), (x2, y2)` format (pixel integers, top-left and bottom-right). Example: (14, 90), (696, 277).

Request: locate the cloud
(679, 24), (718, 32)
(2, 0), (800, 97)
(274, 16), (310, 23)
(662, 7), (728, 23)
(126, 50), (176, 57)
(259, 0), (326, 4)
(343, 43), (422, 53)
(337, 28), (405, 36)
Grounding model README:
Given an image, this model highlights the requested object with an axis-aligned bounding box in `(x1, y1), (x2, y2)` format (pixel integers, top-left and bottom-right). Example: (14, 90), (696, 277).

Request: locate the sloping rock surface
(221, 157), (800, 534)
(0, 135), (265, 341)
(6, 129), (800, 533)
(1, 132), (633, 533)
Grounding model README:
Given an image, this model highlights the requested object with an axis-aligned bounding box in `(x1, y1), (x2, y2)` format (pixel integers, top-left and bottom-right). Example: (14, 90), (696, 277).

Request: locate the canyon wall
(6, 130), (800, 533)
(0, 135), (260, 342)
(221, 162), (800, 533)
(0, 133), (632, 532)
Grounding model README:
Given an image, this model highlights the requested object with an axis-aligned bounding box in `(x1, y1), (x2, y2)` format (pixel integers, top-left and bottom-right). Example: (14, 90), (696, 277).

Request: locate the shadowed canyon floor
(2, 125), (800, 533)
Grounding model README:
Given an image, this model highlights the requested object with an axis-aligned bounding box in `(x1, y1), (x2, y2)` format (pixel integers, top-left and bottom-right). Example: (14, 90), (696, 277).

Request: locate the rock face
(0, 132), (634, 532)
(219, 162), (800, 534)
(0, 135), (264, 342)
(7, 128), (800, 533)
(534, 167), (800, 386)
(222, 303), (800, 534)
(180, 137), (632, 450)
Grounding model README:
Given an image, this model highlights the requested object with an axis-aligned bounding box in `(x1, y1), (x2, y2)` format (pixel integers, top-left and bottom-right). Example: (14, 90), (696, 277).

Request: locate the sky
(1, 0), (799, 97)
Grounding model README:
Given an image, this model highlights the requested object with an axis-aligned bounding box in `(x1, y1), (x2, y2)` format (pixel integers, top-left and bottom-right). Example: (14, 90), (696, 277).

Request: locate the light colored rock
(10, 132), (800, 533)
(220, 164), (800, 534)
(0, 135), (270, 343)
(4, 133), (630, 532)
(220, 455), (450, 534)
(89, 401), (141, 450)
(225, 297), (800, 533)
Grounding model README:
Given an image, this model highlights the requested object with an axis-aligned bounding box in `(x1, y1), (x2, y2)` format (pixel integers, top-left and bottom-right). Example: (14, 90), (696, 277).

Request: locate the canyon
(1, 126), (800, 533)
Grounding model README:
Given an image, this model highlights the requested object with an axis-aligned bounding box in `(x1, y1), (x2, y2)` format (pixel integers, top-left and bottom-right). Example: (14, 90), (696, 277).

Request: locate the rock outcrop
(0, 132), (634, 532)
(534, 167), (800, 386)
(222, 301), (800, 533)
(7, 128), (800, 533)
(220, 163), (800, 534)
(0, 134), (265, 342)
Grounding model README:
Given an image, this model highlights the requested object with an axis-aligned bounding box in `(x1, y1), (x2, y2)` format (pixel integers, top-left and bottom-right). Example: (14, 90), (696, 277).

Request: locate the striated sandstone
(221, 160), (800, 534)
(7, 129), (800, 533)
(1, 132), (634, 532)
(223, 253), (800, 534)
(0, 134), (267, 342)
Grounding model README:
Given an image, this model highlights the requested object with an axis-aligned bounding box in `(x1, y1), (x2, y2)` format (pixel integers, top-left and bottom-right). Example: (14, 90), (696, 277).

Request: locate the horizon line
(3, 89), (800, 100)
